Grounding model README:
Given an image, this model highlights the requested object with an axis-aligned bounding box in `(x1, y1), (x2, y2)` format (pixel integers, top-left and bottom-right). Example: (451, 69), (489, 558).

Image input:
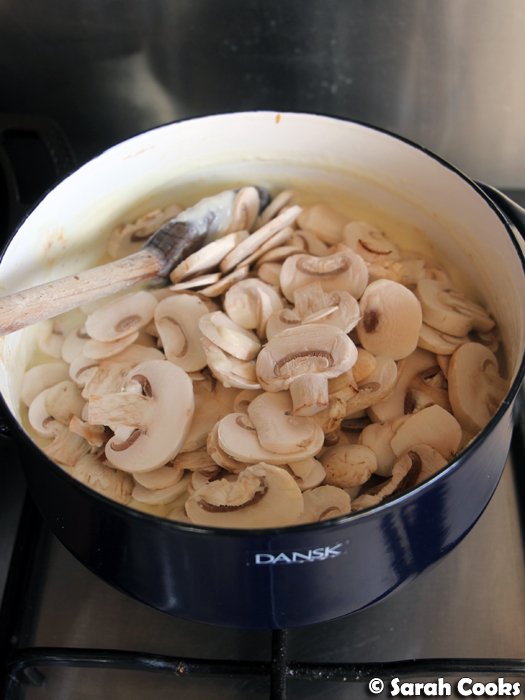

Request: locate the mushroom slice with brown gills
(82, 332), (140, 360)
(180, 373), (239, 452)
(320, 444), (377, 488)
(289, 230), (329, 257)
(367, 348), (439, 423)
(185, 463), (304, 528)
(201, 338), (260, 390)
(415, 279), (475, 337)
(356, 280), (422, 361)
(265, 308), (302, 341)
(45, 380), (85, 426)
(394, 445), (448, 486)
(403, 363), (452, 415)
(293, 281), (360, 334)
(189, 465), (233, 494)
(62, 324), (90, 363)
(154, 293), (210, 371)
(132, 472), (192, 506)
(447, 342), (508, 433)
(103, 360), (194, 473)
(85, 291), (158, 342)
(296, 204), (350, 245)
(344, 356), (398, 416)
(224, 279), (283, 334)
(247, 391), (324, 455)
(219, 205), (302, 273)
(342, 221), (400, 262)
(418, 322), (469, 355)
(199, 311), (261, 361)
(296, 485), (351, 524)
(225, 186), (261, 233)
(70, 354), (100, 388)
(22, 362), (70, 407)
(217, 412), (324, 466)
(256, 323), (357, 416)
(233, 389), (264, 413)
(280, 248), (368, 302)
(169, 230), (248, 284)
(107, 204), (183, 259)
(390, 404), (462, 460)
(70, 453), (135, 504)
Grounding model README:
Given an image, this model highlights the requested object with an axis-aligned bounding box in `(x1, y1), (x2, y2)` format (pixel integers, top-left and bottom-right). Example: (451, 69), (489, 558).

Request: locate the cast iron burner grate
(1, 114), (525, 700)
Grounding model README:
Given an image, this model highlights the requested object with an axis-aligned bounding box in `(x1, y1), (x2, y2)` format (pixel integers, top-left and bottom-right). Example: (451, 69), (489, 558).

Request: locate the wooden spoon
(0, 188), (268, 337)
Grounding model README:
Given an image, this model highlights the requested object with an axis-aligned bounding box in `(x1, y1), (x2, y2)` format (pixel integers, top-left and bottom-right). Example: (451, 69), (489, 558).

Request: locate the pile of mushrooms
(22, 186), (509, 528)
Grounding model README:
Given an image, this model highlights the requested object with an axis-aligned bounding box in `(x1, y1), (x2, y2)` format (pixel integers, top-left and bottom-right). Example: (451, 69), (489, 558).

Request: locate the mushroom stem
(290, 374), (329, 416)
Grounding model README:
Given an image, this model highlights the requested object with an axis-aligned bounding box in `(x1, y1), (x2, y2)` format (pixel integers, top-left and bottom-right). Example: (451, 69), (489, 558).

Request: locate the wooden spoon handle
(0, 248), (164, 336)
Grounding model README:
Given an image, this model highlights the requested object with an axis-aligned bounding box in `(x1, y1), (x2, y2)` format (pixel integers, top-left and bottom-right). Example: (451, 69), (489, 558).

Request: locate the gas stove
(1, 115), (525, 700)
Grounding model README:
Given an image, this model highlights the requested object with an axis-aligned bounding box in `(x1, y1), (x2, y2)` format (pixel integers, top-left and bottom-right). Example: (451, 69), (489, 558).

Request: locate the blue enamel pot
(1, 113), (525, 629)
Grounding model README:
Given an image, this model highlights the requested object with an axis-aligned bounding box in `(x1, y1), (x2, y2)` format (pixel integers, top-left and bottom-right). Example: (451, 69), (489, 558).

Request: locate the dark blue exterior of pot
(13, 391), (515, 629)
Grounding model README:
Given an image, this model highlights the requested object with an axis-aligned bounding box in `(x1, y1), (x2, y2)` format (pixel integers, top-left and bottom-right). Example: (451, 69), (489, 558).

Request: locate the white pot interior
(1, 112), (524, 425)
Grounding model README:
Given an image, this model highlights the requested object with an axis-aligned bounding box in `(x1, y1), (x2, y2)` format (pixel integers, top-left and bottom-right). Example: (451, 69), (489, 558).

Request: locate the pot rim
(2, 110), (525, 538)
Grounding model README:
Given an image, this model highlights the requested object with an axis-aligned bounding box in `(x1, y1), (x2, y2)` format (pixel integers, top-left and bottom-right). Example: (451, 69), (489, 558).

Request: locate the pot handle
(476, 182), (525, 240)
(0, 114), (76, 238)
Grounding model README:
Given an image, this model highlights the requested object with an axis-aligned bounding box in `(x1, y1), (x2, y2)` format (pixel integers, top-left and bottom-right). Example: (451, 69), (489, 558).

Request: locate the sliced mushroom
(70, 454), (135, 504)
(247, 391), (324, 455)
(342, 221), (400, 262)
(284, 459), (327, 491)
(201, 338), (260, 390)
(104, 360), (194, 472)
(180, 374), (239, 452)
(88, 392), (151, 431)
(154, 293), (210, 371)
(226, 186), (261, 233)
(37, 320), (65, 358)
(82, 332), (140, 360)
(223, 279), (283, 333)
(45, 380), (85, 426)
(418, 322), (469, 355)
(132, 473), (192, 506)
(447, 343), (508, 433)
(233, 389), (264, 413)
(169, 272), (222, 291)
(367, 348), (438, 423)
(22, 362), (70, 407)
(255, 189), (294, 229)
(390, 404), (462, 460)
(280, 248), (368, 302)
(265, 308), (302, 341)
(85, 291), (158, 342)
(236, 227), (295, 269)
(189, 466), (234, 494)
(69, 415), (108, 448)
(293, 281), (360, 333)
(172, 445), (219, 472)
(28, 389), (60, 438)
(350, 452), (419, 512)
(311, 396), (347, 434)
(358, 418), (408, 477)
(199, 265), (250, 297)
(403, 364), (452, 415)
(256, 323), (357, 416)
(43, 425), (91, 467)
(107, 204), (183, 259)
(207, 421), (247, 473)
(62, 324), (90, 363)
(220, 205), (302, 273)
(185, 463), (304, 528)
(289, 230), (329, 257)
(394, 445), (448, 486)
(415, 279), (474, 337)
(296, 485), (351, 523)
(344, 356), (398, 416)
(217, 412), (323, 465)
(296, 203), (350, 245)
(258, 262), (283, 287)
(169, 230), (248, 283)
(356, 280), (422, 360)
(320, 444), (377, 488)
(199, 311), (261, 361)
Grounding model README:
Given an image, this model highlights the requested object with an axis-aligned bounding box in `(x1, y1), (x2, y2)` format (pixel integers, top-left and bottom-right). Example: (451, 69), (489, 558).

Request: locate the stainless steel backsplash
(0, 0), (524, 186)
